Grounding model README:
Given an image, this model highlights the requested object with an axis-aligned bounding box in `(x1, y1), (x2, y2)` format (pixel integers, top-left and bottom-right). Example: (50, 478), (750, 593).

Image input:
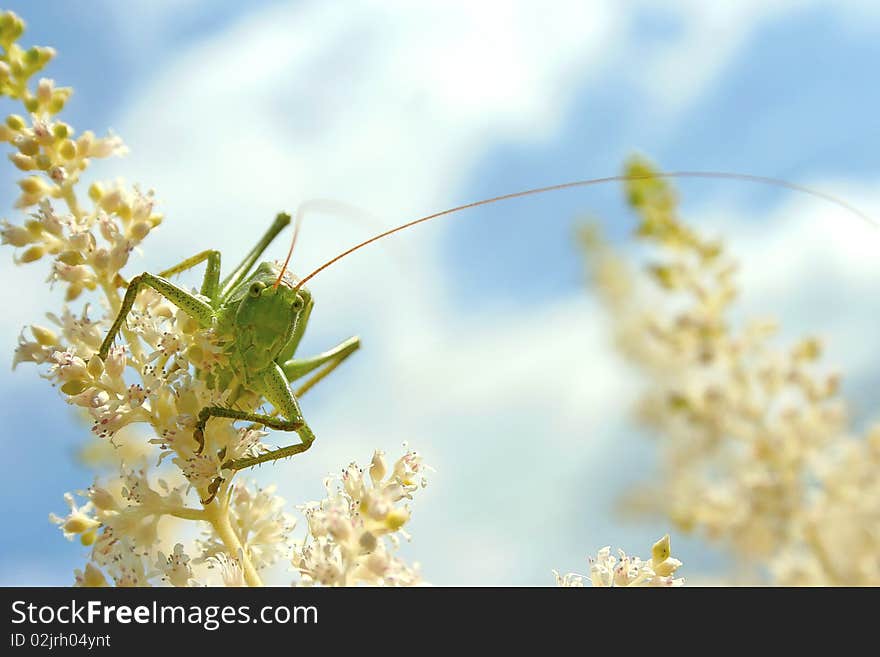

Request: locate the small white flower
(157, 544), (193, 587)
(208, 550), (246, 587)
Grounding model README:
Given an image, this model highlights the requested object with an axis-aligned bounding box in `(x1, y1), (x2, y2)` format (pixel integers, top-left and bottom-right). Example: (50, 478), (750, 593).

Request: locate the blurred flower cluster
(582, 157), (880, 585)
(0, 10), (428, 587)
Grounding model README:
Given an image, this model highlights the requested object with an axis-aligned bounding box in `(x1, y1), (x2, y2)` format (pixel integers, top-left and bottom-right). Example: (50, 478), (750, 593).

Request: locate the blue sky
(1, 1), (879, 585)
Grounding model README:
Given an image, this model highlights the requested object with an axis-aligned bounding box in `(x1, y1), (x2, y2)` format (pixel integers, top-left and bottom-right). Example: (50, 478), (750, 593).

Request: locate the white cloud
(691, 182), (880, 386)
(631, 0), (795, 115)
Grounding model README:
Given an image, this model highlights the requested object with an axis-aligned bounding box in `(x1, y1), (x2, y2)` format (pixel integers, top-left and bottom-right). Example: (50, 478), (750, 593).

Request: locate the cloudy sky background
(2, 0), (880, 585)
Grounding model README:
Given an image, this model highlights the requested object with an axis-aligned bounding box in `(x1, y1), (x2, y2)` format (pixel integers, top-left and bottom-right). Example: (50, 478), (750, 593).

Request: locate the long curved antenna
(274, 199), (395, 289)
(293, 171), (876, 291)
(273, 208), (303, 289)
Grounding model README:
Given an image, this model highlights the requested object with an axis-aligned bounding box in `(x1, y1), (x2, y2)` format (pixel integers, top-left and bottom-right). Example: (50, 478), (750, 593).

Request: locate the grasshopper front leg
(97, 272), (216, 361)
(158, 249), (221, 303)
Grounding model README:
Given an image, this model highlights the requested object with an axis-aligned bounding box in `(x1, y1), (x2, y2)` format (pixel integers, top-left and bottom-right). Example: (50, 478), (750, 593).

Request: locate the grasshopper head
(231, 262), (313, 361)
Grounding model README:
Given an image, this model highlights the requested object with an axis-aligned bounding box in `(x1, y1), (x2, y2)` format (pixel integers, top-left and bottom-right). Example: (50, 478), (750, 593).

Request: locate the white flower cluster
(50, 471), (195, 587)
(293, 448), (427, 586)
(2, 11), (428, 588)
(554, 535), (684, 587)
(198, 483), (296, 572)
(48, 448), (427, 587)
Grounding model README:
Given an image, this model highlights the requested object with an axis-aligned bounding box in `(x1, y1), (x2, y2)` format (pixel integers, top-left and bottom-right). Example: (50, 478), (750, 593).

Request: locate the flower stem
(164, 505), (207, 522)
(205, 494), (263, 587)
(60, 183), (83, 221)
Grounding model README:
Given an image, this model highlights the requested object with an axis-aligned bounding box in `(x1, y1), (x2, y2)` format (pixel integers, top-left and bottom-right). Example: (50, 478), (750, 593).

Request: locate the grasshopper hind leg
(193, 363), (316, 502)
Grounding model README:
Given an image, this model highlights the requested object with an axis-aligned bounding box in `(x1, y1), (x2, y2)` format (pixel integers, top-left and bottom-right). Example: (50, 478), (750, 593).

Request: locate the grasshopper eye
(249, 281), (266, 297)
(292, 295), (304, 310)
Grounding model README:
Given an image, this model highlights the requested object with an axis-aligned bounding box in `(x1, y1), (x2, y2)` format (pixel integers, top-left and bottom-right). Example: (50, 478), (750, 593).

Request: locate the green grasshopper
(95, 171), (873, 503)
(96, 211), (360, 500)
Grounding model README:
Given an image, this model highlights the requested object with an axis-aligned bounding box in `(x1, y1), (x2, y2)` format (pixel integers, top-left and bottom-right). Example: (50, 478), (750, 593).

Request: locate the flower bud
(9, 152), (34, 170)
(99, 189), (121, 213)
(1, 221), (32, 246)
(651, 534), (671, 566)
(60, 380), (88, 396)
(384, 508), (409, 532)
(5, 114), (25, 131)
(65, 283), (83, 302)
(15, 135), (38, 156)
(37, 78), (54, 104)
(369, 450), (387, 485)
(63, 514), (99, 535)
(49, 88), (71, 114)
(80, 529), (98, 546)
(59, 139), (76, 160)
(24, 46), (41, 65)
(39, 47), (57, 66)
(87, 355), (104, 378)
(18, 244), (44, 263)
(57, 250), (84, 266)
(30, 324), (58, 346)
(24, 218), (42, 237)
(88, 182), (103, 202)
(19, 175), (49, 195)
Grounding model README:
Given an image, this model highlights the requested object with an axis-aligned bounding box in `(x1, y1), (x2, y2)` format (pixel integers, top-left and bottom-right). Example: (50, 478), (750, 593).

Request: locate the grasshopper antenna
(273, 206), (303, 289)
(294, 171), (876, 291)
(274, 199), (393, 289)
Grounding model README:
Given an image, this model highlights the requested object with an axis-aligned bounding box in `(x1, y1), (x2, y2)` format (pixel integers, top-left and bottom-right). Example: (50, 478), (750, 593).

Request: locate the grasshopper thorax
(222, 261), (313, 379)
